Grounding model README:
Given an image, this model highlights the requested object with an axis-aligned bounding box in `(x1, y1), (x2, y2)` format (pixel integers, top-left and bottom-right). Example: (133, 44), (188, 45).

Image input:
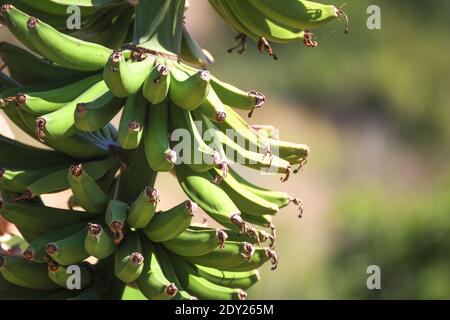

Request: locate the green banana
(170, 254), (247, 300)
(105, 199), (128, 244)
(195, 265), (260, 290)
(26, 156), (118, 198)
(103, 50), (155, 97)
(248, 0), (349, 32)
(169, 104), (220, 173)
(145, 99), (177, 172)
(196, 86), (227, 123)
(74, 90), (124, 132)
(0, 273), (58, 300)
(45, 226), (89, 266)
(143, 200), (196, 242)
(47, 261), (92, 290)
(162, 227), (228, 257)
(142, 62), (171, 105)
(136, 239), (178, 300)
(0, 255), (58, 290)
(0, 201), (95, 239)
(118, 93), (147, 150)
(67, 163), (111, 213)
(127, 186), (158, 229)
(0, 42), (87, 85)
(267, 137), (310, 169)
(84, 223), (116, 259)
(155, 245), (197, 300)
(174, 164), (257, 237)
(241, 212), (273, 229)
(229, 247), (278, 272)
(26, 17), (112, 71)
(36, 80), (109, 140)
(23, 222), (86, 263)
(210, 75), (265, 115)
(0, 165), (66, 193)
(114, 231), (144, 283)
(13, 74), (103, 116)
(211, 166), (280, 216)
(169, 66), (210, 110)
(184, 241), (256, 270)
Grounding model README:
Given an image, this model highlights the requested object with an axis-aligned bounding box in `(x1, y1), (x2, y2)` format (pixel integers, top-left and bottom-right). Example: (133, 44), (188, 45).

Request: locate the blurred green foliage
(328, 178), (450, 299)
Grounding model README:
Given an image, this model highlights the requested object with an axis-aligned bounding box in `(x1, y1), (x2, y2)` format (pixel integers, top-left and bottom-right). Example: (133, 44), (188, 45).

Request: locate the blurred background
(1, 0), (449, 299)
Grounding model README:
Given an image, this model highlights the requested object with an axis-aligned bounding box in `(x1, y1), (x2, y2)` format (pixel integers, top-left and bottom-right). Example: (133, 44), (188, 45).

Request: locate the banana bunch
(0, 0), (339, 300)
(208, 0), (349, 59)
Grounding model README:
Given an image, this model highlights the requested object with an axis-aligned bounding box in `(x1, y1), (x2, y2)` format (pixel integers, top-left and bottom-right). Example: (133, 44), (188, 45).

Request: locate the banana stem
(133, 0), (185, 55)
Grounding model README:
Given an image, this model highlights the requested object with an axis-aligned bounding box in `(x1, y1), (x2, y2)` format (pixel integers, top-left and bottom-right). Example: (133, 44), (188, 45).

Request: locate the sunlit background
(1, 0), (449, 299)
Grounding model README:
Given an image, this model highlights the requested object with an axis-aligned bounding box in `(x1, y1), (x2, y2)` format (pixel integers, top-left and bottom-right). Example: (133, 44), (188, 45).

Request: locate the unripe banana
(0, 255), (58, 290)
(155, 245), (197, 300)
(45, 226), (89, 266)
(143, 200), (196, 243)
(74, 91), (124, 132)
(36, 80), (109, 141)
(136, 240), (178, 300)
(118, 93), (147, 150)
(47, 261), (92, 290)
(0, 166), (63, 193)
(114, 232), (144, 283)
(170, 254), (247, 300)
(26, 17), (113, 71)
(145, 99), (177, 172)
(196, 86), (227, 123)
(67, 164), (111, 214)
(103, 51), (155, 97)
(169, 66), (210, 110)
(23, 222), (87, 263)
(13, 74), (103, 116)
(84, 223), (117, 260)
(143, 63), (171, 104)
(210, 75), (265, 115)
(127, 187), (159, 229)
(230, 248), (279, 272)
(195, 265), (260, 290)
(162, 227), (228, 257)
(184, 241), (256, 270)
(105, 199), (129, 244)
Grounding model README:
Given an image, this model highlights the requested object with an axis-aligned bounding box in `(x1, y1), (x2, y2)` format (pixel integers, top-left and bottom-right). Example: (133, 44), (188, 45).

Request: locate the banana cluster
(0, 0), (338, 300)
(209, 0), (348, 59)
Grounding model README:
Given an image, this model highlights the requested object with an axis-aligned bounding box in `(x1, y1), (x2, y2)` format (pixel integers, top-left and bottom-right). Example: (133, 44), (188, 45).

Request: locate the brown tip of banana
(165, 283), (178, 297)
(46, 243), (59, 255)
(337, 9), (350, 33)
(265, 248), (279, 270)
(127, 121), (142, 132)
(258, 37), (278, 60)
(75, 103), (88, 114)
(154, 64), (169, 83)
(185, 200), (198, 217)
(0, 4), (12, 13)
(145, 186), (159, 203)
(27, 17), (39, 29)
(303, 31), (318, 48)
(12, 189), (33, 201)
(130, 252), (144, 266)
(87, 223), (102, 239)
(111, 221), (124, 244)
(47, 260), (60, 273)
(23, 248), (34, 260)
(199, 70), (210, 81)
(216, 229), (228, 251)
(70, 164), (83, 177)
(212, 162), (229, 185)
(216, 111), (227, 122)
(238, 290), (248, 300)
(35, 118), (46, 142)
(280, 165), (292, 182)
(289, 197), (304, 218)
(241, 242), (255, 261)
(15, 93), (26, 105)
(166, 150), (177, 164)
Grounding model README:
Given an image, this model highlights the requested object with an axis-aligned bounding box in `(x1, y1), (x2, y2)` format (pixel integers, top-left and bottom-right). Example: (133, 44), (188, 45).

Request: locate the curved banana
(145, 99), (177, 172)
(169, 66), (210, 110)
(143, 200), (196, 243)
(68, 164), (111, 213)
(196, 86), (227, 123)
(84, 223), (116, 260)
(143, 62), (171, 105)
(105, 199), (128, 244)
(114, 231), (144, 283)
(195, 265), (260, 290)
(45, 226), (89, 266)
(127, 186), (158, 229)
(47, 261), (92, 290)
(27, 17), (112, 71)
(162, 227), (228, 257)
(118, 93), (147, 150)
